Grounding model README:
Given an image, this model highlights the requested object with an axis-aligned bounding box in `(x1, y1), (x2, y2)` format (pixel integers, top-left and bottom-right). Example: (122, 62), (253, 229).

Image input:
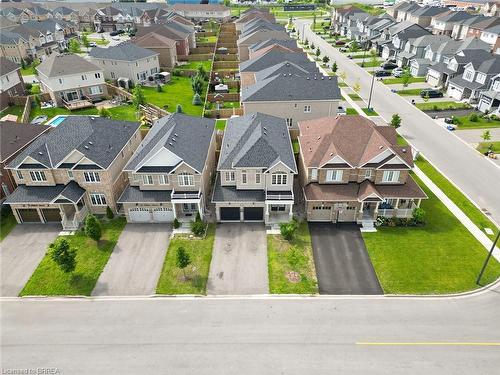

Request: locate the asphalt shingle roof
(212, 173), (266, 203)
(0, 30), (25, 44)
(89, 42), (158, 61)
(0, 57), (20, 75)
(9, 116), (140, 169)
(117, 185), (172, 203)
(254, 61), (319, 81)
(241, 74), (341, 103)
(239, 50), (311, 72)
(218, 112), (296, 173)
(36, 53), (101, 77)
(124, 113), (215, 173)
(4, 181), (85, 204)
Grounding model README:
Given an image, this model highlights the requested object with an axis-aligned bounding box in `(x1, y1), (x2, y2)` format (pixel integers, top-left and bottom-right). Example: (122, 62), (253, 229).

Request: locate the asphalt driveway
(0, 224), (60, 296)
(207, 223), (268, 295)
(92, 224), (171, 296)
(309, 223), (382, 295)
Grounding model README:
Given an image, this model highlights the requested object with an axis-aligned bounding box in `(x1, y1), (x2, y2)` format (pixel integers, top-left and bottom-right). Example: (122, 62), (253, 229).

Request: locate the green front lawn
(178, 60), (212, 71)
(415, 101), (470, 111)
(20, 218), (127, 296)
(357, 60), (381, 68)
(346, 108), (359, 115)
(382, 77), (426, 85)
(0, 211), (17, 242)
(338, 82), (347, 87)
(477, 141), (500, 154)
(142, 76), (206, 116)
(454, 115), (500, 129)
(415, 156), (498, 240)
(156, 224), (215, 294)
(396, 89), (422, 96)
(363, 175), (500, 294)
(362, 108), (378, 116)
(88, 38), (109, 46)
(267, 222), (318, 294)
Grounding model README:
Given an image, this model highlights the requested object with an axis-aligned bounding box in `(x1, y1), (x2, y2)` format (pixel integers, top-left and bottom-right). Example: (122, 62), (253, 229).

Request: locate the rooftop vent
(174, 133), (178, 137)
(38, 151), (43, 155)
(379, 145), (384, 149)
(169, 142), (173, 146)
(88, 141), (93, 145)
(402, 148), (407, 153)
(84, 145), (89, 150)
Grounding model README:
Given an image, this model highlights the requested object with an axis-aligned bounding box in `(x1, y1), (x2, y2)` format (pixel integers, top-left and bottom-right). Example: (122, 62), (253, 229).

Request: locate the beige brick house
(5, 116), (141, 230)
(118, 114), (216, 223)
(133, 32), (178, 69)
(298, 116), (427, 231)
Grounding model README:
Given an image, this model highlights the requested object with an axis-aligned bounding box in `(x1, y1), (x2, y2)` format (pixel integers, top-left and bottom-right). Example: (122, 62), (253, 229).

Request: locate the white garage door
(129, 208), (151, 222)
(153, 207), (174, 222)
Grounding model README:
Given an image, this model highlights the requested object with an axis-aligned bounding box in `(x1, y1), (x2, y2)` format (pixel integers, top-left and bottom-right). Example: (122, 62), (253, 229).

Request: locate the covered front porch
(265, 190), (294, 224)
(171, 190), (203, 222)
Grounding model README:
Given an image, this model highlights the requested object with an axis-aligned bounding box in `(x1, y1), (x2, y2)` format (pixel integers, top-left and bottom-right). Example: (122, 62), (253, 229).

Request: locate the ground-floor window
(90, 193), (106, 206)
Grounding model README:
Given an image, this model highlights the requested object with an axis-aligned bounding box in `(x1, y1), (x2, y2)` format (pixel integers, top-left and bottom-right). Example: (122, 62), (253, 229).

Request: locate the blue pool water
(47, 116), (67, 127)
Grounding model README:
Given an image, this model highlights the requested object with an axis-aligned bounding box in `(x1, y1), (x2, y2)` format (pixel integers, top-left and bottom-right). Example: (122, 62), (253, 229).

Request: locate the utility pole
(367, 71), (375, 110)
(476, 230), (500, 285)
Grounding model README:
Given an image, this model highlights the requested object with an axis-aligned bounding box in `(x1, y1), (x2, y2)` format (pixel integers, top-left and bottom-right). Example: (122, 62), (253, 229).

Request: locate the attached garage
(308, 206), (332, 222)
(16, 208), (42, 223)
(337, 207), (358, 222)
(243, 207), (263, 221)
(152, 207), (174, 222)
(220, 207), (240, 221)
(129, 207), (151, 222)
(41, 209), (62, 222)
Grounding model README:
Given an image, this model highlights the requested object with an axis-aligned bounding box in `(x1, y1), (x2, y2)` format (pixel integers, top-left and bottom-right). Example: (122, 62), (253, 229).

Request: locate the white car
(392, 68), (404, 77)
(337, 106), (346, 115)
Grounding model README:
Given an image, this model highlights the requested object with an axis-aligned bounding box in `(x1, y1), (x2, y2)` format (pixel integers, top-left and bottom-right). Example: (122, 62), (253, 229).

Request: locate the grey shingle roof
(484, 24), (500, 34)
(0, 57), (20, 75)
(117, 185), (172, 203)
(436, 11), (475, 23)
(240, 50), (311, 72)
(254, 61), (319, 81)
(124, 113), (215, 173)
(53, 7), (75, 16)
(0, 30), (25, 44)
(242, 74), (341, 103)
(241, 21), (284, 37)
(248, 38), (298, 53)
(412, 6), (448, 17)
(218, 112), (297, 173)
(9, 116), (140, 170)
(89, 43), (158, 61)
(37, 53), (101, 77)
(4, 181), (84, 204)
(0, 120), (48, 162)
(449, 76), (485, 90)
(212, 173), (266, 203)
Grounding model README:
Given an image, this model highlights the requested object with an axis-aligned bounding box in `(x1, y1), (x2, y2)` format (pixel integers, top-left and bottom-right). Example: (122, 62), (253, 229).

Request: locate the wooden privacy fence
(178, 54), (213, 61)
(207, 93), (240, 102)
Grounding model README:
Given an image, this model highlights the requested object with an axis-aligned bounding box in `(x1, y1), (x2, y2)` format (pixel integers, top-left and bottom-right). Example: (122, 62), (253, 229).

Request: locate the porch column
(198, 199), (203, 220)
(416, 199), (422, 208)
(394, 199), (399, 209)
(172, 203), (177, 220)
(288, 204), (293, 220)
(374, 202), (380, 217)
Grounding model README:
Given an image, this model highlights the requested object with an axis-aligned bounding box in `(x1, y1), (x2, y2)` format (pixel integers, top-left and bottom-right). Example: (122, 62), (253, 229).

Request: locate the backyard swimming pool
(46, 115), (67, 127)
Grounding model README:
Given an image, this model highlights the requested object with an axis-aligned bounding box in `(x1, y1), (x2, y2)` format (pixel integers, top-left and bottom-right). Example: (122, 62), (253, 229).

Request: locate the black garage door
(17, 209), (41, 223)
(244, 207), (263, 221)
(42, 209), (62, 222)
(220, 207), (240, 221)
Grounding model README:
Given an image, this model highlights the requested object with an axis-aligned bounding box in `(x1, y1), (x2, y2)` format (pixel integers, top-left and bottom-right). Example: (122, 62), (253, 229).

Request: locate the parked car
(335, 40), (346, 46)
(88, 42), (97, 47)
(339, 47), (348, 52)
(392, 68), (404, 77)
(112, 36), (120, 41)
(420, 89), (443, 98)
(385, 59), (396, 64)
(374, 70), (392, 77)
(337, 105), (346, 115)
(380, 62), (398, 70)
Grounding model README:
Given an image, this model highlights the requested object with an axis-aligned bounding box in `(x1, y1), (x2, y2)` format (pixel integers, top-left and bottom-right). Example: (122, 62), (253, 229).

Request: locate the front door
(66, 91), (78, 101)
(182, 203), (197, 213)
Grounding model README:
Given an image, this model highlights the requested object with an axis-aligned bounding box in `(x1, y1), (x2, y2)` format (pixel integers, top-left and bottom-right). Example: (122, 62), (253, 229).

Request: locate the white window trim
(326, 169), (343, 183)
(142, 175), (153, 185)
(242, 170), (247, 184)
(16, 170), (23, 180)
(30, 170), (46, 182)
(178, 173), (194, 187)
(159, 175), (169, 185)
(304, 105), (311, 113)
(382, 170), (400, 183)
(84, 171), (100, 183)
(310, 168), (318, 180)
(271, 173), (288, 185)
(90, 193), (107, 206)
(225, 171), (235, 182)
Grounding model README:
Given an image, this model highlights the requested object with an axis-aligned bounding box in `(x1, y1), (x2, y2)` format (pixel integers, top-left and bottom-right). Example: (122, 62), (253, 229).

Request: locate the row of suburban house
(332, 2), (500, 113)
(0, 112), (426, 232)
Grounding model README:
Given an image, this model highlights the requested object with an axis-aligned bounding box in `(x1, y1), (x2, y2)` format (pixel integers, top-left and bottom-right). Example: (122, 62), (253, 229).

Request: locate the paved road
(207, 223), (268, 295)
(0, 225), (60, 297)
(309, 223), (383, 295)
(2, 285), (500, 374)
(92, 224), (171, 296)
(298, 20), (500, 226)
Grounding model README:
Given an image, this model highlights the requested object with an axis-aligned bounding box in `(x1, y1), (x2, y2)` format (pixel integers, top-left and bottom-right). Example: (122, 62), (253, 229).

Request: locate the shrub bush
(469, 113), (479, 122)
(106, 206), (114, 220)
(412, 207), (426, 225)
(84, 214), (102, 242)
(173, 218), (180, 229)
(191, 220), (206, 237)
(280, 219), (298, 241)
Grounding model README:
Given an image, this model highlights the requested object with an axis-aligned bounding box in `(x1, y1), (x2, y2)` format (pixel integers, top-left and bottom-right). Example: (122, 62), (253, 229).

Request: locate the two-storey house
(53, 7), (80, 24)
(407, 6), (449, 28)
(0, 121), (49, 199)
(241, 74), (341, 128)
(478, 73), (500, 112)
(396, 34), (450, 69)
(118, 113), (215, 223)
(89, 43), (159, 85)
(247, 39), (301, 61)
(212, 113), (297, 224)
(136, 24), (191, 57)
(36, 53), (107, 110)
(0, 57), (25, 111)
(298, 116), (427, 231)
(241, 61), (319, 89)
(237, 28), (290, 62)
(0, 30), (30, 64)
(381, 23), (430, 60)
(431, 11), (474, 36)
(235, 9), (276, 32)
(4, 116), (141, 230)
(480, 24), (500, 54)
(447, 54), (500, 101)
(133, 31), (178, 69)
(170, 4), (231, 22)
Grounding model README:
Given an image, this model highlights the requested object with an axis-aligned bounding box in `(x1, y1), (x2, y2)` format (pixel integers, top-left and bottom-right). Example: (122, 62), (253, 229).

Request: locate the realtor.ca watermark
(1, 369), (60, 374)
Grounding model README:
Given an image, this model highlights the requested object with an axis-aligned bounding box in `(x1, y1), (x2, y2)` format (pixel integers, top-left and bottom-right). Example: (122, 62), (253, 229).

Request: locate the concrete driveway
(207, 223), (268, 295)
(0, 224), (60, 296)
(92, 224), (171, 296)
(309, 223), (382, 295)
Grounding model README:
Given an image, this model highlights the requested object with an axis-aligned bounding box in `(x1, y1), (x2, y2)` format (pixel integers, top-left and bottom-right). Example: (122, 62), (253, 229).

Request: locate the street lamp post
(476, 230), (500, 285)
(367, 71), (375, 110)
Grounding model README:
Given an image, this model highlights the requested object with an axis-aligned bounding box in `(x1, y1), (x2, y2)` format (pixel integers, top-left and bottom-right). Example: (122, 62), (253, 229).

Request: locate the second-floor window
(95, 73), (101, 79)
(159, 175), (169, 185)
(30, 170), (46, 182)
(464, 69), (474, 82)
(225, 171), (235, 182)
(242, 170), (247, 184)
(16, 170), (23, 180)
(68, 170), (74, 180)
(304, 105), (311, 113)
(142, 175), (153, 185)
(286, 118), (293, 127)
(255, 173), (261, 184)
(326, 169), (343, 182)
(84, 171), (100, 183)
(476, 72), (486, 84)
(272, 173), (287, 185)
(178, 172), (194, 186)
(364, 169), (372, 179)
(382, 170), (400, 183)
(310, 168), (318, 180)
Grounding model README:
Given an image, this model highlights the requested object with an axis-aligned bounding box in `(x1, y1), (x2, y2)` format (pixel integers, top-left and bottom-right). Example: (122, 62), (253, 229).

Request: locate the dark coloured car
(380, 62), (398, 70)
(374, 70), (392, 77)
(420, 89), (443, 98)
(110, 30), (119, 36)
(335, 40), (346, 46)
